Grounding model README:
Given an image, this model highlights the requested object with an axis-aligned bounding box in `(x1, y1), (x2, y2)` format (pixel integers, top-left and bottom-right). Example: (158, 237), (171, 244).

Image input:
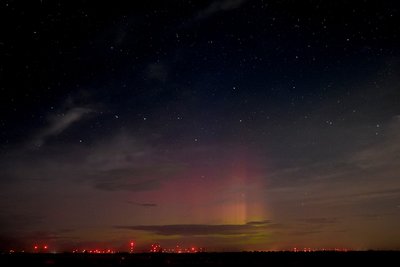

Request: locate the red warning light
(129, 241), (135, 253)
(44, 245), (48, 249)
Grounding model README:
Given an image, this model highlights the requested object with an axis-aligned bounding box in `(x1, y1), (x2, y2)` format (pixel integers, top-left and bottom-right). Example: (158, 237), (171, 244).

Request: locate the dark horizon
(2, 251), (400, 267)
(1, 0), (400, 251)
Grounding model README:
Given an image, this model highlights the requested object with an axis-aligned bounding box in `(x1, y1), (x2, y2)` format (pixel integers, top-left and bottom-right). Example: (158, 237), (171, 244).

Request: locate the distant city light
(150, 243), (161, 253)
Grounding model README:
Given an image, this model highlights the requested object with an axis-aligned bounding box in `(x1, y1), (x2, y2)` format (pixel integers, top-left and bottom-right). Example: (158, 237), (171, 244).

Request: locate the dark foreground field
(1, 251), (398, 267)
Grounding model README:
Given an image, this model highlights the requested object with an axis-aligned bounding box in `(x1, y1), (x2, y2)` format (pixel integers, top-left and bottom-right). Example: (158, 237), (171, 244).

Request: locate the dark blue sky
(1, 0), (400, 251)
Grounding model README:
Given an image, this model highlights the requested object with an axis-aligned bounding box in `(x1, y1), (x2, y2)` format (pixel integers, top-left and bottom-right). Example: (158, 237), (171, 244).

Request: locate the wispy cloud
(196, 0), (247, 20)
(32, 107), (93, 147)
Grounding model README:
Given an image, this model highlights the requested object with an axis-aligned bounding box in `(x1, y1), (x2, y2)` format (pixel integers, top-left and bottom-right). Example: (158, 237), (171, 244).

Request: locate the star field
(1, 0), (400, 251)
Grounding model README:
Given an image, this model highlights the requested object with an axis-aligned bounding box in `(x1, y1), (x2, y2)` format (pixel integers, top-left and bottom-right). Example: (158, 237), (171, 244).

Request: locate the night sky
(1, 0), (400, 252)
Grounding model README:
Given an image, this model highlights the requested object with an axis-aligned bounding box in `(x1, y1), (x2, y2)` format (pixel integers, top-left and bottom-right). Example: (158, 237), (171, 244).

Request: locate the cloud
(116, 220), (272, 236)
(32, 107), (93, 147)
(0, 212), (44, 231)
(196, 0), (247, 20)
(22, 230), (71, 241)
(268, 115), (400, 186)
(303, 188), (400, 207)
(116, 219), (341, 242)
(350, 115), (400, 169)
(91, 163), (185, 192)
(246, 220), (272, 226)
(262, 114), (400, 228)
(1, 130), (187, 190)
(127, 201), (158, 207)
(298, 218), (338, 225)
